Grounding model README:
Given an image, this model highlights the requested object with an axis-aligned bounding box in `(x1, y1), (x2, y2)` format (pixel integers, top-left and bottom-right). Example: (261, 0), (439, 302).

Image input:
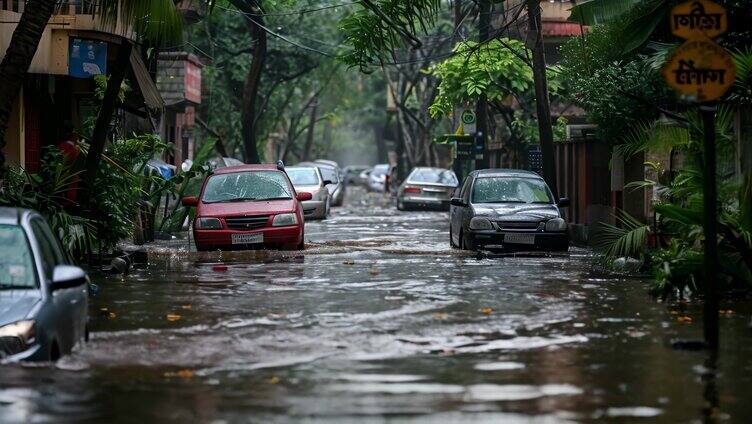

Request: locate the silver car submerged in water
(397, 167), (459, 211)
(0, 208), (89, 362)
(286, 166), (331, 220)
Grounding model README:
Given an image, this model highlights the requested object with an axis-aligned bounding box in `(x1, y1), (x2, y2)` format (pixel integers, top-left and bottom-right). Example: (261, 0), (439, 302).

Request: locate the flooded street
(2, 189), (752, 423)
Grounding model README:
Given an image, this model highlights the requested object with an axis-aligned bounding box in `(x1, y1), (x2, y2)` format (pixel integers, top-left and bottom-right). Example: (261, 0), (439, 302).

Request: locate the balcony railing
(0, 1), (97, 14)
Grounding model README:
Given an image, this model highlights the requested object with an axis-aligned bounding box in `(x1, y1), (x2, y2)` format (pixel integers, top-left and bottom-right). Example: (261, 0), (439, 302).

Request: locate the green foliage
(429, 39), (537, 117)
(339, 0), (442, 70)
(0, 148), (94, 255)
(90, 134), (168, 250)
(96, 0), (183, 45)
(592, 210), (651, 260)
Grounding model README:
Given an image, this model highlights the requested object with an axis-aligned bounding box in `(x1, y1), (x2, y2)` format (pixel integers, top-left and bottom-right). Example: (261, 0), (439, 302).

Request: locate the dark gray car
(0, 208), (88, 362)
(449, 169), (570, 251)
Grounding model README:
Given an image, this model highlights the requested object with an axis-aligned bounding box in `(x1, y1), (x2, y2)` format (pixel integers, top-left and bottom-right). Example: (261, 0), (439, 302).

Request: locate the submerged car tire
(449, 225), (458, 248)
(460, 230), (476, 251)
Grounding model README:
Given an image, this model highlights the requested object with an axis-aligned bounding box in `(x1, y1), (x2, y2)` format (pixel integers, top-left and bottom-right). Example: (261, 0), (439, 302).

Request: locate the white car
(368, 164), (390, 192)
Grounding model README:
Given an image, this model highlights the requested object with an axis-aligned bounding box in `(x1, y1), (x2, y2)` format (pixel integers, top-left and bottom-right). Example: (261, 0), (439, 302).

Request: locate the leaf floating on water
(343, 260), (356, 265)
(433, 312), (449, 320)
(479, 307), (493, 315)
(369, 268), (380, 275)
(267, 376), (281, 384)
(166, 314), (182, 322)
(108, 312), (117, 319)
(165, 369), (195, 379)
(181, 304), (192, 310)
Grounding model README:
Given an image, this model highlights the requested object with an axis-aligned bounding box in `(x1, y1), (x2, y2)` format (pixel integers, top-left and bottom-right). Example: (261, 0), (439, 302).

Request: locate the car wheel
(297, 231), (305, 250)
(450, 225), (458, 248)
(397, 200), (405, 211)
(460, 230), (476, 251)
(49, 340), (60, 362)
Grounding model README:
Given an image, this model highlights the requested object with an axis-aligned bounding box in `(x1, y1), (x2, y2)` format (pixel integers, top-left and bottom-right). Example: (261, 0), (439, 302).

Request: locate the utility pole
(701, 104), (719, 350)
(476, 0), (491, 170)
(526, 0), (558, 197)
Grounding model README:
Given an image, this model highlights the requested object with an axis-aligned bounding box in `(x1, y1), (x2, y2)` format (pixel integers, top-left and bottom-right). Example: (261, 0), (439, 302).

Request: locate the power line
(216, 4), (336, 57)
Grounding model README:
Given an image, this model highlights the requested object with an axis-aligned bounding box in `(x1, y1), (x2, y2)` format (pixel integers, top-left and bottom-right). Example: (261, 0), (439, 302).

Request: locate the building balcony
(1, 1), (133, 39)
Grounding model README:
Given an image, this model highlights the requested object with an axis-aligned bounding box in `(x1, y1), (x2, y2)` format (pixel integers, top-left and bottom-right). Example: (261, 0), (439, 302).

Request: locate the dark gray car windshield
(408, 169), (458, 186)
(203, 171), (293, 203)
(0, 225), (37, 289)
(472, 177), (552, 204)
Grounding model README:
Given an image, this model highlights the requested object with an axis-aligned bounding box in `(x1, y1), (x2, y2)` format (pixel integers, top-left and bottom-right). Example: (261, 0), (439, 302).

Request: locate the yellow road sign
(670, 0), (727, 40)
(662, 39), (736, 102)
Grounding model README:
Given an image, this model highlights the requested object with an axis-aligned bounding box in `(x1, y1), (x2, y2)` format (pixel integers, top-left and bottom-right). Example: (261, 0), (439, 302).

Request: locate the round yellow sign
(670, 0), (727, 40)
(662, 39), (736, 102)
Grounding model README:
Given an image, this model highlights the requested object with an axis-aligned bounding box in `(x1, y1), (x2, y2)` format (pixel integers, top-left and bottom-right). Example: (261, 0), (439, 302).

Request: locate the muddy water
(1, 188), (751, 423)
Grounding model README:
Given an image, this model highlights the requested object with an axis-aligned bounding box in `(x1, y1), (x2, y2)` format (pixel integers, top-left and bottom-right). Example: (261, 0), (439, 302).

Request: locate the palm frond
(592, 210), (650, 259)
(568, 0), (642, 25)
(95, 0), (183, 45)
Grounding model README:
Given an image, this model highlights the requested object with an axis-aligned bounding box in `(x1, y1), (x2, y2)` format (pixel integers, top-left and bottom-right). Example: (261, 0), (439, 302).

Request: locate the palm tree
(0, 0), (183, 168)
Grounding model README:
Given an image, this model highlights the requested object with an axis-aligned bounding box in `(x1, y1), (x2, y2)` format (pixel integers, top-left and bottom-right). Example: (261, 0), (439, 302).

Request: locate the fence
(555, 139), (613, 240)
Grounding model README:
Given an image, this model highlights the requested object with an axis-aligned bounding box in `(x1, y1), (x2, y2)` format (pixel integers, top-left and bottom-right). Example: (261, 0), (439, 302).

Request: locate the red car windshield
(202, 171), (293, 203)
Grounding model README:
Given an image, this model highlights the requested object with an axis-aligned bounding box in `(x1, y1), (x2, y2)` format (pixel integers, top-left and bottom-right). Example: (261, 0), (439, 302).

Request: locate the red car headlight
(196, 217), (223, 229)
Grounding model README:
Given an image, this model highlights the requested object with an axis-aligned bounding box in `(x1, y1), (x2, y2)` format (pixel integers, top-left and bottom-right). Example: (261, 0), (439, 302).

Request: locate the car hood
(294, 185), (323, 194)
(0, 291), (41, 326)
(472, 203), (560, 221)
(199, 199), (296, 216)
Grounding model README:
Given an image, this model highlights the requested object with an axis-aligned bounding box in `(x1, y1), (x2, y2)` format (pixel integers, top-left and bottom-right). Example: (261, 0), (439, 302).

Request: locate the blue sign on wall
(69, 38), (108, 78)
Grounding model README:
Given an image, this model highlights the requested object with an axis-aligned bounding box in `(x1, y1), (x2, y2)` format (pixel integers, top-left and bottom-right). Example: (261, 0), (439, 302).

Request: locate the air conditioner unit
(565, 124), (598, 140)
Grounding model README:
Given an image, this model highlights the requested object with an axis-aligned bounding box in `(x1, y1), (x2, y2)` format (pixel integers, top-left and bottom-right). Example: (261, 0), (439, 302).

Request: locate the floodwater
(1, 188), (752, 423)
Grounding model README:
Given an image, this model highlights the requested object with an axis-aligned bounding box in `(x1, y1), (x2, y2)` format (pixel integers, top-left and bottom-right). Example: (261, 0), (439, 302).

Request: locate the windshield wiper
(259, 196), (293, 201)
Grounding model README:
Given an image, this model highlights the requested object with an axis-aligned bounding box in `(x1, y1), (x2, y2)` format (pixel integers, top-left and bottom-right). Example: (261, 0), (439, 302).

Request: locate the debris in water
(166, 314), (182, 322)
(479, 307), (493, 315)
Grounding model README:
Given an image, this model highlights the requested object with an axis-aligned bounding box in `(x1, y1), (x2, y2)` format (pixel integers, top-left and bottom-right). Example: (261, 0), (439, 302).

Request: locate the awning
(130, 47), (165, 112)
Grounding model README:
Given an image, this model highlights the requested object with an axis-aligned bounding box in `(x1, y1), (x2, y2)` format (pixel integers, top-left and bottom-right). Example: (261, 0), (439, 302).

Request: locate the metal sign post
(662, 0), (734, 350)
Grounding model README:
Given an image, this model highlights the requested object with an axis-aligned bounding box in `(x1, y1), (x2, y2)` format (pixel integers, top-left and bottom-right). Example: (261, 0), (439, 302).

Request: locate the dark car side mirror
(51, 265), (87, 291)
(182, 196), (199, 207)
(450, 197), (467, 207)
(557, 197), (571, 208)
(296, 192), (313, 201)
(323, 180), (333, 186)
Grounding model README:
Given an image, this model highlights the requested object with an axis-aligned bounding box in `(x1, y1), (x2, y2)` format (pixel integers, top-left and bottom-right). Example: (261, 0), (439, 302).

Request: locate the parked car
(358, 168), (372, 186)
(368, 164), (390, 192)
(343, 166), (369, 185)
(0, 208), (89, 362)
(397, 167), (459, 211)
(286, 166), (331, 220)
(182, 164), (312, 251)
(301, 161), (346, 207)
(449, 169), (570, 251)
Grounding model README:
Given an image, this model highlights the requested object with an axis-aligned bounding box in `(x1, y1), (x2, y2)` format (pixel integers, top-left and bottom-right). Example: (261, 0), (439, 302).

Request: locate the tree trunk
(476, 0), (491, 170)
(374, 121), (388, 163)
(526, 0), (558, 197)
(80, 42), (133, 208)
(0, 0), (57, 167)
(302, 96), (318, 161)
(232, 1), (267, 164)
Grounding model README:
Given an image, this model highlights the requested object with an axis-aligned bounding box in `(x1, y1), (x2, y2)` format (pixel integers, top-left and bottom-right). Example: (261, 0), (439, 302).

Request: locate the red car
(182, 164), (312, 251)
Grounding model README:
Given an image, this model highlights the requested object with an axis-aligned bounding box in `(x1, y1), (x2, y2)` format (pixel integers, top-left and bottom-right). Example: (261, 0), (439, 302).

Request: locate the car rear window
(0, 225), (37, 289)
(202, 171), (293, 203)
(472, 177), (552, 204)
(408, 169), (458, 186)
(287, 168), (320, 186)
(372, 165), (389, 176)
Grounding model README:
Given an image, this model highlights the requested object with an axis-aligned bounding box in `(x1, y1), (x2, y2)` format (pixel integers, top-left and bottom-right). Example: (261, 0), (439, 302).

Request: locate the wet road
(2, 188), (752, 423)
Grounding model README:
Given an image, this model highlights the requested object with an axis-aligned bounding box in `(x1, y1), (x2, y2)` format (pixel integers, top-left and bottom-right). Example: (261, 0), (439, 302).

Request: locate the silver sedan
(286, 167), (331, 220)
(397, 167), (459, 211)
